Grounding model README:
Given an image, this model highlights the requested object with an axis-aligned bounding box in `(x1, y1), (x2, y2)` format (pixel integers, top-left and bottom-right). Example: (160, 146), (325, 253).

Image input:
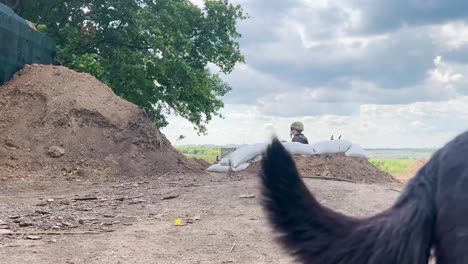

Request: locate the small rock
(35, 202), (48, 207)
(47, 199), (54, 203)
(78, 217), (98, 223)
(75, 208), (92, 212)
(19, 222), (33, 227)
(103, 214), (115, 218)
(5, 138), (19, 149)
(26, 235), (42, 240)
(76, 169), (86, 176)
(59, 200), (70, 205)
(47, 146), (66, 158)
(35, 210), (51, 215)
(239, 194), (256, 199)
(129, 199), (146, 205)
(9, 215), (21, 219)
(161, 194), (179, 200)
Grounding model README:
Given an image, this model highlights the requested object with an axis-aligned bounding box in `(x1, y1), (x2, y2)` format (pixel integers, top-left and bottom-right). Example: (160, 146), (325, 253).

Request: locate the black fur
(260, 132), (468, 264)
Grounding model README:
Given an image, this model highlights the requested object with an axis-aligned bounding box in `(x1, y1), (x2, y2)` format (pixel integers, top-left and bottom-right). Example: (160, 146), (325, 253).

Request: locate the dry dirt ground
(0, 172), (403, 264)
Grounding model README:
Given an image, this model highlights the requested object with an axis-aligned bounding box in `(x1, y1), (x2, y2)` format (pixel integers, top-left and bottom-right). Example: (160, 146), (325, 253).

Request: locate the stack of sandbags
(207, 139), (367, 173)
(345, 144), (368, 158)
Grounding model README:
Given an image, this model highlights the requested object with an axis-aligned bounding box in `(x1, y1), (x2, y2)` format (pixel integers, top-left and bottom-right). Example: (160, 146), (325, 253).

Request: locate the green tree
(19, 0), (245, 133)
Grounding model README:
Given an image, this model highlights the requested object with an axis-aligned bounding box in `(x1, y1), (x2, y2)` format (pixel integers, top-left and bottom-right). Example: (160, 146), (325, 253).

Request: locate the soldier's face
(291, 129), (299, 136)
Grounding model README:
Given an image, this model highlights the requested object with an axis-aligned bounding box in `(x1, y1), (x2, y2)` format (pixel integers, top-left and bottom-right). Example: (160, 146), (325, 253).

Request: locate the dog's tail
(260, 138), (437, 264)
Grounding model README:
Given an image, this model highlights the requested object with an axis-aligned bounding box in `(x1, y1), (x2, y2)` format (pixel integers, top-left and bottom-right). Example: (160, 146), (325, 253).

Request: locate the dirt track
(0, 174), (402, 264)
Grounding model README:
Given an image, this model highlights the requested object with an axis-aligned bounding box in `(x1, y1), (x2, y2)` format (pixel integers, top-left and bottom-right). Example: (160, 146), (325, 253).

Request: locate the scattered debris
(239, 194), (255, 199)
(26, 235), (42, 240)
(5, 138), (19, 149)
(102, 214), (115, 218)
(161, 194), (179, 200)
(229, 243), (236, 253)
(73, 196), (98, 201)
(129, 199), (146, 205)
(174, 219), (183, 226)
(35, 210), (51, 215)
(19, 222), (33, 227)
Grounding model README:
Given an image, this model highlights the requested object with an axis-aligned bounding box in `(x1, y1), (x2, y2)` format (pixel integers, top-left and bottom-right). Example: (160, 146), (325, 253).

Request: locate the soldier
(290, 121), (309, 144)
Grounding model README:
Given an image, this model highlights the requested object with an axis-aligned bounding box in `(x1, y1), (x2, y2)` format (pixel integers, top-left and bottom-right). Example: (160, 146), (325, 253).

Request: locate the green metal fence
(0, 3), (56, 84)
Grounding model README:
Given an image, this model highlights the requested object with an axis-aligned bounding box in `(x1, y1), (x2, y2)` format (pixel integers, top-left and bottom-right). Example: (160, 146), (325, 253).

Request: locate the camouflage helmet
(290, 121), (304, 132)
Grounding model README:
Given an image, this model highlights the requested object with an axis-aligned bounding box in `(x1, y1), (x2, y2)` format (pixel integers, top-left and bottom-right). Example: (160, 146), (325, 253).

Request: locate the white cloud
(173, 0), (468, 148)
(431, 22), (468, 50)
(429, 56), (464, 84)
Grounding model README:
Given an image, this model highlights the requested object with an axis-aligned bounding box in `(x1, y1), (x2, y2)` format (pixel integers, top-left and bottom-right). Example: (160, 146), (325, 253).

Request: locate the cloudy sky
(162, 0), (468, 148)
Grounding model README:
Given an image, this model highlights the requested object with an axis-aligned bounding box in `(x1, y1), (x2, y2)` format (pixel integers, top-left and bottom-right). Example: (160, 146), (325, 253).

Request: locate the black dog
(259, 132), (468, 264)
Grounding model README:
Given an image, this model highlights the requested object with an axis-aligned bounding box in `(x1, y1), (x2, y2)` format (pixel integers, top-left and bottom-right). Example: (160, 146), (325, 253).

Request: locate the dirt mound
(243, 154), (397, 184)
(189, 158), (211, 170)
(0, 64), (202, 179)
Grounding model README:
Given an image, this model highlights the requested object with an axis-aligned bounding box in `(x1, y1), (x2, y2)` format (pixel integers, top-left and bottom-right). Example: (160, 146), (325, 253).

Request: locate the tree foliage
(18, 0), (245, 133)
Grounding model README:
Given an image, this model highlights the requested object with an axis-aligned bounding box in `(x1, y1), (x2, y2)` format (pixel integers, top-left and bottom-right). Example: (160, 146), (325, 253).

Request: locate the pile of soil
(0, 64), (202, 179)
(243, 153), (397, 184)
(189, 158), (211, 170)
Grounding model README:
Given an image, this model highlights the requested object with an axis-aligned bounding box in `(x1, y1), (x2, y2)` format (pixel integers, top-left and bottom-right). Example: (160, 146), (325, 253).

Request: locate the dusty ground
(0, 173), (403, 264)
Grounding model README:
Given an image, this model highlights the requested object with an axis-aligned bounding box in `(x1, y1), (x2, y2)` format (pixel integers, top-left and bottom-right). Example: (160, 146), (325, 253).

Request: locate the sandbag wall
(207, 140), (368, 173)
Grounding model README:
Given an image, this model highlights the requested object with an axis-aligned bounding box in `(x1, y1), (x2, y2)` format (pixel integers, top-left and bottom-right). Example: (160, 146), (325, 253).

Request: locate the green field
(175, 146), (220, 164)
(176, 146), (433, 174)
(369, 160), (414, 174)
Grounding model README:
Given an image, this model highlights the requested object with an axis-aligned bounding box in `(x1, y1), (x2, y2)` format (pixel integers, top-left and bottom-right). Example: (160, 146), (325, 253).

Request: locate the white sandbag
(282, 142), (317, 155)
(250, 155), (262, 162)
(345, 144), (368, 159)
(206, 164), (230, 173)
(229, 143), (268, 168)
(232, 162), (251, 172)
(219, 156), (231, 166)
(312, 140), (352, 155)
